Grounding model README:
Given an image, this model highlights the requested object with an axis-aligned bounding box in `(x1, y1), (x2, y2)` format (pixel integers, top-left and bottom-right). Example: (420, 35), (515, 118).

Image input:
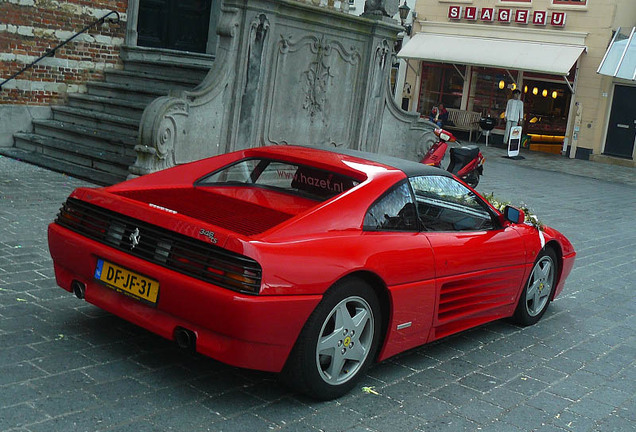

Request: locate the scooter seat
(450, 146), (480, 160)
(448, 146), (481, 175)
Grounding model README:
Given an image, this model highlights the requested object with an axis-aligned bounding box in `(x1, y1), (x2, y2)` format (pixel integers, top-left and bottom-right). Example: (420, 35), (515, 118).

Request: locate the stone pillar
(125, 0), (139, 47)
(130, 0), (432, 177)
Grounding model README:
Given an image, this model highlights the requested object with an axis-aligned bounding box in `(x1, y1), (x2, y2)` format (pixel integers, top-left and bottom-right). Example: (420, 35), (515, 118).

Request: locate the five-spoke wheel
(282, 278), (382, 400)
(513, 248), (558, 326)
(316, 296), (374, 386)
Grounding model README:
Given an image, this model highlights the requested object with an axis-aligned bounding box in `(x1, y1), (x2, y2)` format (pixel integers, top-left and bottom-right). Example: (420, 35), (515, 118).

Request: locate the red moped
(420, 128), (485, 188)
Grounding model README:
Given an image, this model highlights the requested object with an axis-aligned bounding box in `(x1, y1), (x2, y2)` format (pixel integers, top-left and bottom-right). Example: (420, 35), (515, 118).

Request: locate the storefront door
(137, 0), (212, 53)
(604, 85), (636, 159)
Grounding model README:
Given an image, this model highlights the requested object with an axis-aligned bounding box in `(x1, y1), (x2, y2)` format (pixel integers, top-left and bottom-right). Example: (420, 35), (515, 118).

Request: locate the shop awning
(597, 27), (636, 81)
(398, 33), (586, 76)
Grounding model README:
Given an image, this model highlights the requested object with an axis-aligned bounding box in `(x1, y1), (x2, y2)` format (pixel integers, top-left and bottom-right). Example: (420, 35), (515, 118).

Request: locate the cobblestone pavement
(477, 145), (636, 186)
(0, 151), (634, 432)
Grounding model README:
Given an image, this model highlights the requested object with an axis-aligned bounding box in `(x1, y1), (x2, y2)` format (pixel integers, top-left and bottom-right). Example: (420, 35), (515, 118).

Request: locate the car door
(408, 175), (527, 341)
(362, 181), (438, 358)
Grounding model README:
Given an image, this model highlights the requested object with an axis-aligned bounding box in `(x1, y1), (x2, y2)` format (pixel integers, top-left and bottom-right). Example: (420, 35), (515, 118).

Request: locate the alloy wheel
(525, 255), (555, 317)
(315, 296), (375, 385)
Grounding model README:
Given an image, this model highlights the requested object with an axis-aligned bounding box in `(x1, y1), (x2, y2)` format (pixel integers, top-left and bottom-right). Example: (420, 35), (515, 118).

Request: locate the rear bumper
(48, 223), (321, 372)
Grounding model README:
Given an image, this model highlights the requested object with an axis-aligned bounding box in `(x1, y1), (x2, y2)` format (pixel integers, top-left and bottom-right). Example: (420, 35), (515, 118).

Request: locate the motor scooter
(420, 128), (485, 188)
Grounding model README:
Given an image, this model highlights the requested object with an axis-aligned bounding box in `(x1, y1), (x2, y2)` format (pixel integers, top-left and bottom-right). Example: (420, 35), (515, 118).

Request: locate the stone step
(7, 45), (216, 185)
(0, 147), (126, 185)
(32, 119), (137, 156)
(67, 93), (147, 120)
(87, 81), (167, 103)
(104, 68), (202, 92)
(51, 106), (139, 136)
(14, 132), (135, 169)
(120, 45), (212, 81)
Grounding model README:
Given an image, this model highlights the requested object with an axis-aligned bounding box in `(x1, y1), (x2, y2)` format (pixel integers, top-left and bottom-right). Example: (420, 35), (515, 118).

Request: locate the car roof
(329, 146), (452, 178)
(248, 145), (452, 179)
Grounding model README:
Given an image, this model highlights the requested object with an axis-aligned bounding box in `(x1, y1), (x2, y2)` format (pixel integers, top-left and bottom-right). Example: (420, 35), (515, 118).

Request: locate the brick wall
(0, 0), (128, 105)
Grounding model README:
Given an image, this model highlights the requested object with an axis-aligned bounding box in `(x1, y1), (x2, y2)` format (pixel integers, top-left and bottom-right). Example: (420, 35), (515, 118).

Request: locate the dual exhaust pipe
(71, 280), (197, 352)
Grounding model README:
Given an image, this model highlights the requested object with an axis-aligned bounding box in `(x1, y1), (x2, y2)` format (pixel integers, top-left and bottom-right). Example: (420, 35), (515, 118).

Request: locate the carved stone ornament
(363, 0), (399, 17)
(249, 13), (270, 43)
(129, 96), (189, 177)
(375, 39), (391, 71)
(217, 5), (241, 38)
(302, 37), (334, 123)
(278, 34), (360, 127)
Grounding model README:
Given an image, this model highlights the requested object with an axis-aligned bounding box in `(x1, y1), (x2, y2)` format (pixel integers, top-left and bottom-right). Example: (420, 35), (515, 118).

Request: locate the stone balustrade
(293, 0), (350, 13)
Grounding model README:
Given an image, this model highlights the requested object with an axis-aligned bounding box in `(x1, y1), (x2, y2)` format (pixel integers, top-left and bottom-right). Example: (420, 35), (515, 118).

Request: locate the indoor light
(511, 83), (517, 90)
(532, 87), (538, 95)
(552, 90), (558, 99)
(499, 80), (505, 90)
(524, 85), (528, 93)
(542, 89), (548, 97)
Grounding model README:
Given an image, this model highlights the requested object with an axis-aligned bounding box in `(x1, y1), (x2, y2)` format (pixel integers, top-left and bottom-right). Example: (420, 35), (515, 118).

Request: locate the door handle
(617, 124), (630, 129)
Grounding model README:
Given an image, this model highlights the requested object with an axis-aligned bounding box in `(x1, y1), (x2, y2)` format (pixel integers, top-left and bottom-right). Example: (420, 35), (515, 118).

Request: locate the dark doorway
(604, 85), (636, 159)
(137, 0), (212, 53)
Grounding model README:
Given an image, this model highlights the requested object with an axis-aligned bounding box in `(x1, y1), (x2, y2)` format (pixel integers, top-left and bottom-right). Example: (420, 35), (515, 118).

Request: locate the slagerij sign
(448, 6), (566, 27)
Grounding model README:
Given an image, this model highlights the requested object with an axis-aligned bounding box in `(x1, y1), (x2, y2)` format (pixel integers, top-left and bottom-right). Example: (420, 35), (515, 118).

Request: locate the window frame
(195, 158), (361, 202)
(363, 180), (420, 232)
(417, 62), (466, 113)
(363, 176), (502, 233)
(552, 0), (587, 5)
(408, 175), (502, 232)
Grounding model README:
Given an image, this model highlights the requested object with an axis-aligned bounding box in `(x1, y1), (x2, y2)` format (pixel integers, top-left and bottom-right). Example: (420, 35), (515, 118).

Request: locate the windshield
(197, 158), (360, 201)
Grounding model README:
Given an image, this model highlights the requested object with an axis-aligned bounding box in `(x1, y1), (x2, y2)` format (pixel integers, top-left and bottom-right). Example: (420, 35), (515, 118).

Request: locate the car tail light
(55, 198), (263, 294)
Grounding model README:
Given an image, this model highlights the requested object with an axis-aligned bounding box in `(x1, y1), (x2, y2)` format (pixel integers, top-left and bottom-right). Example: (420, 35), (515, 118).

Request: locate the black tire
(513, 248), (558, 326)
(281, 278), (382, 400)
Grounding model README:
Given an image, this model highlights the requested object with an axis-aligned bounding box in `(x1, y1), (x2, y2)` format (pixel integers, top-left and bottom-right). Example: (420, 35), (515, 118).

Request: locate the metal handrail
(0, 10), (121, 91)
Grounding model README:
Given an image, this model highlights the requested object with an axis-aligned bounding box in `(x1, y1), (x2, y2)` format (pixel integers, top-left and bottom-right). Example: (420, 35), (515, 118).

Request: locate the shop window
(417, 63), (465, 114)
(552, 0), (587, 5)
(468, 68), (518, 129)
(522, 80), (571, 137)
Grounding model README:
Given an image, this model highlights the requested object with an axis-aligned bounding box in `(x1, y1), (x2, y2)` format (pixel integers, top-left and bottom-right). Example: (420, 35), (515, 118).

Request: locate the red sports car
(48, 145), (575, 399)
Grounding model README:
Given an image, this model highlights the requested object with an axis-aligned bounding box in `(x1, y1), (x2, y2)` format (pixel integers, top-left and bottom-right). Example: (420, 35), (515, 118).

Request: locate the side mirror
(503, 205), (525, 224)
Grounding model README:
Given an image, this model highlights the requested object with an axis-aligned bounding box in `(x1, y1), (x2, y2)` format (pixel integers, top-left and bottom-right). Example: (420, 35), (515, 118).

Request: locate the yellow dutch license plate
(94, 259), (159, 306)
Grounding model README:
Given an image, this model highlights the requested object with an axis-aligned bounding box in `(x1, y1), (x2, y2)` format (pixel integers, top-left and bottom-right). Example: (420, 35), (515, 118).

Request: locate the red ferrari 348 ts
(48, 145), (575, 399)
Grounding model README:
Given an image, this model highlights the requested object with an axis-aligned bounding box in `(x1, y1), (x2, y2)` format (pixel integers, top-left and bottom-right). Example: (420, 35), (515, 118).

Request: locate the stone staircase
(1, 46), (213, 185)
